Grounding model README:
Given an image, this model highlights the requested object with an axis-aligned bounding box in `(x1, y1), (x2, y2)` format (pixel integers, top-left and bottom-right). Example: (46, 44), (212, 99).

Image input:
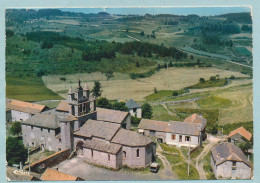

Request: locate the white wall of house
(11, 110), (32, 122)
(129, 108), (141, 118)
(165, 133), (199, 147)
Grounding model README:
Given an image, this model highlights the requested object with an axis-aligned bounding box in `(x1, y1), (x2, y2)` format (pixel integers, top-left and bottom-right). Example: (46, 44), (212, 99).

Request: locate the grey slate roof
(74, 119), (121, 141)
(83, 138), (122, 154)
(112, 128), (153, 146)
(21, 113), (60, 129)
(211, 142), (252, 168)
(138, 119), (202, 136)
(125, 99), (140, 109)
(96, 107), (129, 124)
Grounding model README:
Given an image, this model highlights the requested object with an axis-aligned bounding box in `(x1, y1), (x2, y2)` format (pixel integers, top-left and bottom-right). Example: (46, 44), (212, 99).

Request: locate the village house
(211, 142), (252, 179)
(228, 127), (252, 143)
(20, 81), (155, 169)
(7, 99), (48, 122)
(138, 114), (207, 147)
(125, 99), (142, 118)
(41, 168), (83, 181)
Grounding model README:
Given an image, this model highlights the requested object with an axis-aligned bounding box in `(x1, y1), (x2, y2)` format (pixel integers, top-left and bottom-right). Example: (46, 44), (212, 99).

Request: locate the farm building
(125, 99), (142, 118)
(20, 82), (154, 169)
(138, 113), (207, 147)
(7, 99), (48, 122)
(211, 142), (252, 179)
(228, 127), (252, 143)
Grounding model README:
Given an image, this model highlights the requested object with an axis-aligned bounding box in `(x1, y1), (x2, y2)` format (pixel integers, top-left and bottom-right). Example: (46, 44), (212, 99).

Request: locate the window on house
(41, 128), (43, 131)
(171, 134), (176, 140)
(31, 126), (33, 129)
(108, 154), (110, 161)
(137, 149), (140, 158)
(179, 135), (182, 142)
(133, 108), (137, 112)
(59, 139), (61, 143)
(31, 142), (34, 146)
(48, 129), (50, 133)
(232, 161), (237, 166)
(91, 150), (93, 157)
(123, 151), (126, 159)
(58, 148), (61, 151)
(185, 136), (190, 142)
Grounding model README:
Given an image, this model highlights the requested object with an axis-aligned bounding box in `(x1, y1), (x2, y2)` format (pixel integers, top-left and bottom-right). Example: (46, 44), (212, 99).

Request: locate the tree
(6, 137), (27, 166)
(91, 81), (102, 98)
(141, 103), (153, 119)
(136, 62), (140, 67)
(112, 102), (128, 112)
(210, 76), (216, 81)
(96, 97), (112, 109)
(190, 55), (194, 60)
(10, 122), (22, 136)
(239, 141), (252, 154)
(131, 116), (141, 125)
(173, 91), (179, 96)
(169, 60), (173, 67)
(199, 78), (205, 83)
(140, 30), (145, 36)
(230, 75), (235, 79)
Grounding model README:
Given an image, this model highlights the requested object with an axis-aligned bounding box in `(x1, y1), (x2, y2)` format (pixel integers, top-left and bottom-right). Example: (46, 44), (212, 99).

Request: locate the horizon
(57, 7), (251, 16)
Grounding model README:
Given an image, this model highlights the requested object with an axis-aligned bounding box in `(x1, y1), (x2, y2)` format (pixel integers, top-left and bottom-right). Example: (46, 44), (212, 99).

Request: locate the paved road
(57, 157), (179, 181)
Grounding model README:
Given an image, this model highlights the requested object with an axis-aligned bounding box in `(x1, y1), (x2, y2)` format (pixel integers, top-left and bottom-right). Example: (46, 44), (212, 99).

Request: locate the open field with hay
(42, 67), (249, 101)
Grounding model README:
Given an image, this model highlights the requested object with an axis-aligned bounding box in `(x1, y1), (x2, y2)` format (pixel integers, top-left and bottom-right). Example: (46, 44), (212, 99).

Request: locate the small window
(123, 151), (126, 159)
(179, 135), (182, 142)
(232, 161), (236, 166)
(31, 126), (33, 129)
(108, 154), (110, 161)
(185, 136), (190, 142)
(133, 108), (137, 113)
(91, 149), (93, 157)
(31, 142), (35, 146)
(59, 139), (61, 143)
(41, 128), (43, 131)
(137, 149), (140, 158)
(58, 148), (61, 151)
(48, 129), (50, 133)
(171, 134), (176, 140)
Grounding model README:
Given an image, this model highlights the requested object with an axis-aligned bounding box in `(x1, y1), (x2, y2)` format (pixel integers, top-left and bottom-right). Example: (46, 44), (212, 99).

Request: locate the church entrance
(76, 141), (84, 157)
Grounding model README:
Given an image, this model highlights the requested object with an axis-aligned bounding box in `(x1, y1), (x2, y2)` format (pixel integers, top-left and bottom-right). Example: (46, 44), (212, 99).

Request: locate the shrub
(141, 103), (153, 119)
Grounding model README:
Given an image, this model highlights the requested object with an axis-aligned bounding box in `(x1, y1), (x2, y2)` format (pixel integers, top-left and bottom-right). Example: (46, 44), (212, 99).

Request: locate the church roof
(56, 100), (70, 112)
(74, 120), (121, 141)
(7, 100), (47, 114)
(211, 142), (252, 168)
(83, 138), (122, 154)
(111, 128), (153, 146)
(125, 99), (140, 109)
(228, 127), (252, 141)
(96, 107), (129, 124)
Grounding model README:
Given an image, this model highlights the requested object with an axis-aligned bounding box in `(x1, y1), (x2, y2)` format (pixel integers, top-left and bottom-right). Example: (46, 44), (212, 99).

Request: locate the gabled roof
(228, 127), (252, 141)
(7, 100), (47, 114)
(56, 100), (70, 112)
(21, 113), (60, 129)
(126, 99), (140, 109)
(83, 138), (122, 154)
(41, 168), (80, 181)
(211, 142), (252, 168)
(96, 107), (129, 124)
(184, 113), (207, 130)
(111, 128), (153, 146)
(138, 118), (202, 136)
(74, 119), (121, 141)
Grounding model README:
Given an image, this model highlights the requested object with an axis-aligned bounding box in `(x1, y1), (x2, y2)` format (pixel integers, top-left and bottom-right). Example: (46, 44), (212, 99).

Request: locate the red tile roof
(41, 168), (79, 181)
(228, 127), (252, 141)
(7, 100), (47, 114)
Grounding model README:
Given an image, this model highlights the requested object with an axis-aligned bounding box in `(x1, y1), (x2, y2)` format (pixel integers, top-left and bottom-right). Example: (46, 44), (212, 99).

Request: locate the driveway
(57, 157), (179, 181)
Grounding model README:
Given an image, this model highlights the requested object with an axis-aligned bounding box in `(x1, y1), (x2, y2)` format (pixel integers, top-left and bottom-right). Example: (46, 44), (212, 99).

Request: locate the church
(21, 81), (155, 169)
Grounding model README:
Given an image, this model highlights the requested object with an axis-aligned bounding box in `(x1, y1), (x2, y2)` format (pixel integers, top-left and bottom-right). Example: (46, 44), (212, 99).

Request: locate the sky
(60, 7), (251, 16)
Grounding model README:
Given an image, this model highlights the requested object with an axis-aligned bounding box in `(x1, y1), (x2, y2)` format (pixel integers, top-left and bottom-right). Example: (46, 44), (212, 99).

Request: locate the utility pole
(187, 145), (190, 176)
(27, 144), (31, 174)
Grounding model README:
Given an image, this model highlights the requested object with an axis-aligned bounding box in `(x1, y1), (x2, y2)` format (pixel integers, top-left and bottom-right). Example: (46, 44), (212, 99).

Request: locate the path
(152, 97), (204, 106)
(195, 135), (221, 180)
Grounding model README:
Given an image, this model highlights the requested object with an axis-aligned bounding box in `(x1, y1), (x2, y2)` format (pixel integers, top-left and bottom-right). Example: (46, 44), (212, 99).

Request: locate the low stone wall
(24, 148), (70, 174)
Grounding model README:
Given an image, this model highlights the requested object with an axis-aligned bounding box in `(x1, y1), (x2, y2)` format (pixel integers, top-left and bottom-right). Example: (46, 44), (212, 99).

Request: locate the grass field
(6, 75), (63, 102)
(43, 67), (249, 101)
(151, 105), (181, 121)
(234, 46), (252, 56)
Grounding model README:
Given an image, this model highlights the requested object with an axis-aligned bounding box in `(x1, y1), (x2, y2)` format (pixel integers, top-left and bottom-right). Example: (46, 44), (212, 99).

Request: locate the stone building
(211, 142), (252, 179)
(138, 113), (207, 147)
(125, 99), (142, 118)
(228, 127), (252, 143)
(7, 99), (48, 122)
(21, 81), (154, 169)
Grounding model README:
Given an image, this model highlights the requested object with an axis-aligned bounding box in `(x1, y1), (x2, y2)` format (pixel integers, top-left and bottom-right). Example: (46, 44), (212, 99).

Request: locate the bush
(173, 91), (179, 96)
(199, 78), (205, 83)
(97, 97), (112, 109)
(131, 116), (141, 125)
(230, 75), (235, 79)
(6, 137), (27, 166)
